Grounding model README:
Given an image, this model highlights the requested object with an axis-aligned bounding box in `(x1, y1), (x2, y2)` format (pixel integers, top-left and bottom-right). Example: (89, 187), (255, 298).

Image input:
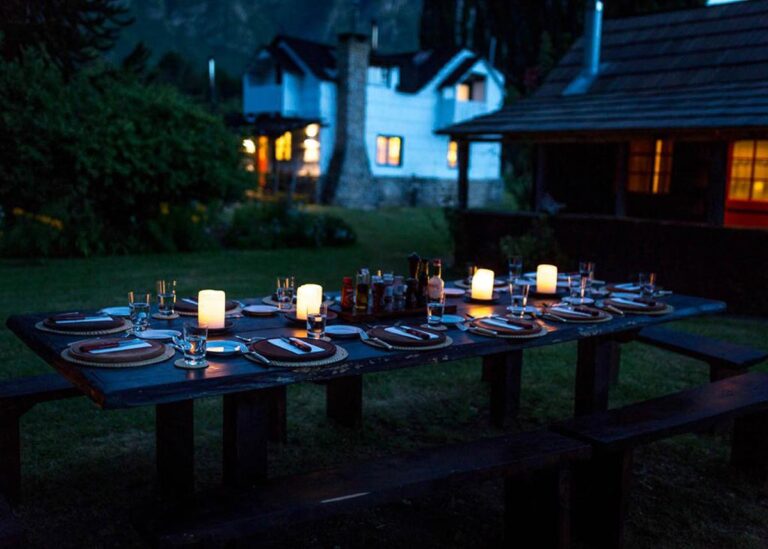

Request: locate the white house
(242, 34), (505, 207)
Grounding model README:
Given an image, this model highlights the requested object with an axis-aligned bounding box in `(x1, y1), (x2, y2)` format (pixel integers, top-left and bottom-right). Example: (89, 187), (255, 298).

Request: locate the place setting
(604, 272), (674, 315)
(360, 323), (452, 351)
(61, 336), (175, 368)
(35, 311), (132, 336)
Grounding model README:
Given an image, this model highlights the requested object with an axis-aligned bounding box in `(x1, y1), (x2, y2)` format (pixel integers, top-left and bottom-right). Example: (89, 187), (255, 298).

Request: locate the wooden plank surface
(5, 294), (725, 410)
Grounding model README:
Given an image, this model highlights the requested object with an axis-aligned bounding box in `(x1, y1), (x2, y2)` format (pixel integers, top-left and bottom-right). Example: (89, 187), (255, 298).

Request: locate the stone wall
(376, 177), (503, 208)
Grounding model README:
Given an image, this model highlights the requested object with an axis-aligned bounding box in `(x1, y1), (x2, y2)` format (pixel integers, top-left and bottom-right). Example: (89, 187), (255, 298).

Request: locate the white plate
(325, 325), (363, 338)
(243, 305), (279, 316)
(206, 340), (246, 356)
(440, 314), (465, 324)
(444, 288), (465, 297)
(136, 329), (181, 341)
(100, 306), (131, 317)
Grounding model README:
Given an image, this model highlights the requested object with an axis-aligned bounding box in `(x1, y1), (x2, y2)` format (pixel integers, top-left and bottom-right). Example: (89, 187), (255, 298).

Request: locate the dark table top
(6, 293), (725, 409)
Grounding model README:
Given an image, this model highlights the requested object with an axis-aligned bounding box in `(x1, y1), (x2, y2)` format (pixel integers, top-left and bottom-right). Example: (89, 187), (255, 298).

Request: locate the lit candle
(536, 265), (558, 294)
(471, 268), (495, 300)
(198, 289), (226, 329)
(296, 284), (323, 321)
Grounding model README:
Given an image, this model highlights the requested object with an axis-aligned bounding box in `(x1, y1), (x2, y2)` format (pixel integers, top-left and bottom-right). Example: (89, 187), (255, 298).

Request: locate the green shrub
(499, 216), (568, 267)
(224, 202), (356, 250)
(0, 51), (248, 257)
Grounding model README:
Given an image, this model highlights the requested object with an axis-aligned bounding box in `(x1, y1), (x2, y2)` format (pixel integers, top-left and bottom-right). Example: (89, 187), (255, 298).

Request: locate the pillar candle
(470, 268), (495, 300)
(198, 289), (226, 329)
(296, 284), (323, 320)
(536, 265), (558, 294)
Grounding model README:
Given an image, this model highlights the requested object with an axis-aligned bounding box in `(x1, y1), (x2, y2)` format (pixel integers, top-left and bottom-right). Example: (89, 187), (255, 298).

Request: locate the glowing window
(305, 123), (319, 138)
(242, 138), (256, 154)
(447, 140), (458, 169)
(376, 135), (402, 167)
(456, 83), (471, 102)
(627, 139), (673, 195)
(728, 140), (768, 202)
(275, 131), (292, 162)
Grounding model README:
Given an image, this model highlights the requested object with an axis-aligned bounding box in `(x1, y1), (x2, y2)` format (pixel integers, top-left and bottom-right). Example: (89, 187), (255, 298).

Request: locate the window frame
(626, 139), (673, 195)
(726, 140), (768, 205)
(375, 134), (404, 167)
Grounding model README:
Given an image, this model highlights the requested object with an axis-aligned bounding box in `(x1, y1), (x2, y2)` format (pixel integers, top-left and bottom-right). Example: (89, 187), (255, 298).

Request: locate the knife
(471, 326), (499, 336)
(247, 349), (272, 365)
(359, 330), (394, 350)
(281, 336), (313, 353)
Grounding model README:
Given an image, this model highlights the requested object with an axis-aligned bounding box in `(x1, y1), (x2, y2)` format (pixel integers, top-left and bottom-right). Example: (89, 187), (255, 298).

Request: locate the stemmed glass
(578, 261), (596, 303)
(128, 291), (151, 335)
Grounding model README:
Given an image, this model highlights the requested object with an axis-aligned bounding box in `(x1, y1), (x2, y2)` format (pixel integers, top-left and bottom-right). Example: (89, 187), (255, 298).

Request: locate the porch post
(614, 143), (628, 216)
(534, 144), (547, 212)
(708, 141), (728, 226)
(457, 138), (470, 209)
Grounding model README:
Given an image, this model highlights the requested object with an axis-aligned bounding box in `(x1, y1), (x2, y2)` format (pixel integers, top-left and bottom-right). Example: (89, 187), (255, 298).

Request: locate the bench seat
(158, 430), (591, 547)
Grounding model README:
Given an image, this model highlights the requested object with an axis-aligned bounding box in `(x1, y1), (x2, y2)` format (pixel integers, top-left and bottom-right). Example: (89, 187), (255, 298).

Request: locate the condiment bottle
(372, 275), (385, 313)
(341, 276), (354, 311)
(417, 259), (429, 307)
(428, 258), (444, 301)
(355, 270), (370, 312)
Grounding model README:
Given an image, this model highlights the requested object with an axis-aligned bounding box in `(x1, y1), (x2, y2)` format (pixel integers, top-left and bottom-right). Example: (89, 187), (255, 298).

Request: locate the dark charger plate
(249, 338), (336, 362)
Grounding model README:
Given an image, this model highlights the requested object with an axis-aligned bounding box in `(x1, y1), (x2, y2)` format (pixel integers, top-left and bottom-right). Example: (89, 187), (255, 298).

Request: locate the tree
(0, 0), (132, 74)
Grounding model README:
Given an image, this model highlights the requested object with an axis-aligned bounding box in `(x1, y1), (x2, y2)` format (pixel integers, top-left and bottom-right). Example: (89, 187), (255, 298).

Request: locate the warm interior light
(242, 138), (256, 154)
(305, 123), (319, 138)
(447, 140), (458, 168)
(303, 138), (320, 163)
(456, 83), (470, 102)
(275, 131), (292, 161)
(536, 265), (558, 294)
(198, 290), (226, 329)
(471, 269), (495, 300)
(296, 284), (322, 321)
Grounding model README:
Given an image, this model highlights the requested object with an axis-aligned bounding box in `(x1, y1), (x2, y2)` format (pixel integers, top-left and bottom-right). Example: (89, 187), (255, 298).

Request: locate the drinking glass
(507, 256), (523, 282)
(306, 303), (328, 340)
(156, 279), (176, 318)
(566, 275), (581, 304)
(639, 272), (657, 297)
(466, 263), (477, 282)
(177, 322), (208, 369)
(276, 276), (295, 311)
(578, 261), (596, 300)
(427, 290), (445, 326)
(128, 291), (151, 334)
(509, 279), (531, 318)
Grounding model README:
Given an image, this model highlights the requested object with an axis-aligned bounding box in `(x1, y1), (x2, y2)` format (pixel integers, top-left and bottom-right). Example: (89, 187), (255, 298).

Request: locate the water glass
(578, 260), (596, 299)
(306, 303), (328, 340)
(276, 276), (295, 311)
(639, 272), (657, 297)
(509, 279), (531, 318)
(466, 263), (477, 282)
(507, 255), (523, 282)
(178, 323), (208, 368)
(156, 279), (176, 317)
(427, 294), (445, 326)
(128, 291), (151, 333)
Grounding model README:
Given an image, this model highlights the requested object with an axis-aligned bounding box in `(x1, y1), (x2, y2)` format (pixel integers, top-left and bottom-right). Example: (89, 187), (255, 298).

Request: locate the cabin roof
(437, 55), (481, 89)
(443, 0), (768, 138)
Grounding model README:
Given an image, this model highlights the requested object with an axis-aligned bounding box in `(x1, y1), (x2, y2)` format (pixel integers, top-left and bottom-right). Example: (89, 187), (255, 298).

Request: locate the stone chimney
(321, 9), (376, 208)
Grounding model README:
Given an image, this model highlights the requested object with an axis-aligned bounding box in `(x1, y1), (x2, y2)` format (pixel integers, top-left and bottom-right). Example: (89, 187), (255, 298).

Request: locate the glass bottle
(341, 276), (354, 311)
(355, 270), (370, 312)
(428, 259), (444, 301)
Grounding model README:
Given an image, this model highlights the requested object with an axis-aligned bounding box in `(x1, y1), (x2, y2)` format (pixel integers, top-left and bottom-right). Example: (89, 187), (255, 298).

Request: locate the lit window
(242, 138), (256, 154)
(376, 135), (402, 167)
(456, 83), (471, 102)
(275, 131), (292, 162)
(305, 123), (319, 138)
(627, 139), (673, 195)
(447, 140), (458, 169)
(728, 140), (768, 202)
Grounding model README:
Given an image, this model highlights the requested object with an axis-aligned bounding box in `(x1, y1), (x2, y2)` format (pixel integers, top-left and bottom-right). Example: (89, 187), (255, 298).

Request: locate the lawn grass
(0, 206), (766, 548)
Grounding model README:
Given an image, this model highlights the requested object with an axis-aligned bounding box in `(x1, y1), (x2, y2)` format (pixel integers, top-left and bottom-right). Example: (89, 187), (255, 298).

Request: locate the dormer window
(456, 75), (486, 102)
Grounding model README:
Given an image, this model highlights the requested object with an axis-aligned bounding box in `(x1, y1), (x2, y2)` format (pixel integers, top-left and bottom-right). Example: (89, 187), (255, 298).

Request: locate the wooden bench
(0, 374), (81, 504)
(157, 430), (591, 548)
(552, 372), (768, 549)
(636, 326), (768, 381)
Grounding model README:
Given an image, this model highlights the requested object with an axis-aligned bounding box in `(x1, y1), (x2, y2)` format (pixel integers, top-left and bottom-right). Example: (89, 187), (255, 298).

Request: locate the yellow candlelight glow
(198, 289), (226, 329)
(471, 268), (495, 300)
(536, 265), (558, 294)
(296, 284), (323, 321)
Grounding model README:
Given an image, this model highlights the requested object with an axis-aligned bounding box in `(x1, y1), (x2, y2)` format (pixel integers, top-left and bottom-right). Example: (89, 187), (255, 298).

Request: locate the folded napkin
(55, 316), (114, 324)
(181, 298), (198, 306)
(479, 318), (524, 331)
(611, 297), (650, 308)
(87, 341), (152, 354)
(550, 307), (593, 318)
(385, 326), (439, 340)
(267, 338), (323, 355)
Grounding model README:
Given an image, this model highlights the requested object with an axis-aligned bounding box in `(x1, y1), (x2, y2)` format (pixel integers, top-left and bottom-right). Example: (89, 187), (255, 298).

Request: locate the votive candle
(198, 289), (226, 329)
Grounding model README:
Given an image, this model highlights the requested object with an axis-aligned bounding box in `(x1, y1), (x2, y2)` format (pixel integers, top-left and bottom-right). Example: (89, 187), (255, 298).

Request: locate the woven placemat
(177, 306), (243, 317)
(540, 312), (613, 324)
(618, 304), (675, 316)
(60, 344), (175, 368)
(152, 312), (180, 320)
(362, 335), (453, 351)
(244, 345), (349, 368)
(468, 325), (548, 339)
(36, 319), (133, 336)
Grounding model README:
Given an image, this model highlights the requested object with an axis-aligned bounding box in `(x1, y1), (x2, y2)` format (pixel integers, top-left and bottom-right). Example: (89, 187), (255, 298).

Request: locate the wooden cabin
(443, 0), (768, 228)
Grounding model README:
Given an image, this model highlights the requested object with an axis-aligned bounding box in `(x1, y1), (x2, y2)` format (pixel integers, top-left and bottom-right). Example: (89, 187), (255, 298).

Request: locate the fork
(235, 335), (266, 344)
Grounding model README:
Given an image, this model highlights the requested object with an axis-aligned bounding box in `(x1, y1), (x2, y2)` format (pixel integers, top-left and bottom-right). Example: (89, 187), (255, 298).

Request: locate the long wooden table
(6, 293), (725, 497)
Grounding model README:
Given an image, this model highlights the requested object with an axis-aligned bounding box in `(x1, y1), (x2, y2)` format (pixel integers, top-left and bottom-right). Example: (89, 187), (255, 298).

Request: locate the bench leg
(575, 336), (619, 417)
(267, 386), (287, 443)
(156, 400), (194, 501)
(731, 411), (768, 488)
(505, 464), (571, 549)
(0, 411), (22, 506)
(573, 448), (633, 549)
(223, 390), (269, 489)
(326, 375), (363, 428)
(486, 351), (523, 428)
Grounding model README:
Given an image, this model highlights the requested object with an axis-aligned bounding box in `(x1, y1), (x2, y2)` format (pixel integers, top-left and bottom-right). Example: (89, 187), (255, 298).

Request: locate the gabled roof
(437, 55), (480, 89)
(443, 0), (768, 139)
(253, 35), (466, 94)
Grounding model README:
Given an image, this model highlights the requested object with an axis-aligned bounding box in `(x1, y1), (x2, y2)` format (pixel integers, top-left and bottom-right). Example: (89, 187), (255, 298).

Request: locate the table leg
(223, 390), (269, 488)
(486, 351), (523, 428)
(0, 409), (22, 505)
(326, 375), (363, 428)
(575, 336), (619, 417)
(267, 386), (287, 443)
(156, 400), (194, 500)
